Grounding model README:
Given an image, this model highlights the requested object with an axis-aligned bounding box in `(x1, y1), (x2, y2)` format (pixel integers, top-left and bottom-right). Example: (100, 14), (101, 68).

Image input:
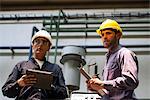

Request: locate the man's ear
(46, 42), (51, 51)
(31, 43), (33, 48)
(116, 32), (122, 40)
(47, 47), (50, 51)
(46, 44), (50, 51)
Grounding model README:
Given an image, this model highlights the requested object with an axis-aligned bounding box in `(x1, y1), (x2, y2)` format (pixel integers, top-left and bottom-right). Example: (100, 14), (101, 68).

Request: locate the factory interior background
(0, 0), (150, 99)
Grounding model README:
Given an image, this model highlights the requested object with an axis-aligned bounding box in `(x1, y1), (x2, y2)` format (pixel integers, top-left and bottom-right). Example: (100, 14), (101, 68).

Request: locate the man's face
(32, 37), (50, 60)
(101, 29), (119, 50)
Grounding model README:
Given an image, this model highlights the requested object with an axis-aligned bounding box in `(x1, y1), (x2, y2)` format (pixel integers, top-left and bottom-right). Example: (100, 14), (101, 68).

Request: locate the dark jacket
(2, 58), (68, 100)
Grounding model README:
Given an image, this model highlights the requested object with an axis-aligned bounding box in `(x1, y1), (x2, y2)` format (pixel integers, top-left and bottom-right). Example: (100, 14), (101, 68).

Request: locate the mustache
(103, 40), (109, 43)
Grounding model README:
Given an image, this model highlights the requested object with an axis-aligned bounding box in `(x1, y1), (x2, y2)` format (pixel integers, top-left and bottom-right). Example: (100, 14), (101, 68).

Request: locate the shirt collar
(30, 57), (47, 67)
(30, 57), (46, 62)
(107, 45), (122, 55)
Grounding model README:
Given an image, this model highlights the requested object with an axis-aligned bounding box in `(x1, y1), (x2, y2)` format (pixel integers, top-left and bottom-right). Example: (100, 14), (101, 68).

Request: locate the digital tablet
(26, 69), (53, 90)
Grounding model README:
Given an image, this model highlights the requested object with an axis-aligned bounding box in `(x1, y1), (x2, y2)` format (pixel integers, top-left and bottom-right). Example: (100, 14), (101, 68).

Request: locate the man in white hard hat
(86, 19), (139, 99)
(2, 30), (68, 99)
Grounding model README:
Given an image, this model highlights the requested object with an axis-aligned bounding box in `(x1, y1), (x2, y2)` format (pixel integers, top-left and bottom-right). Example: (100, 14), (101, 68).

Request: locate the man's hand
(87, 78), (104, 91)
(17, 74), (37, 87)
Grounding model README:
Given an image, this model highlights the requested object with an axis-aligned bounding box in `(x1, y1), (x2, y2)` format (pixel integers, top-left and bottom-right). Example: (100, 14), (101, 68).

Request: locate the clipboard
(79, 66), (106, 96)
(26, 69), (53, 90)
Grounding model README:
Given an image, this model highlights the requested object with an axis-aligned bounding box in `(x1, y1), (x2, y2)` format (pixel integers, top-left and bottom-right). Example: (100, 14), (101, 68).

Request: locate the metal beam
(0, 51), (149, 56)
(1, 12), (149, 21)
(45, 27), (150, 32)
(0, 45), (149, 56)
(0, 45), (149, 50)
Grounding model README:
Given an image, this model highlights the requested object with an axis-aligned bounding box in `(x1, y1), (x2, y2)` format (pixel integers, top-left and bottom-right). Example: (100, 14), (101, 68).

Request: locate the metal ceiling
(0, 0), (149, 11)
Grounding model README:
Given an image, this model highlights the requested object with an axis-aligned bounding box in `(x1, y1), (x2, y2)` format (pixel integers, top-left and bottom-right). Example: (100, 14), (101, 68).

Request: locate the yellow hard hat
(96, 19), (122, 35)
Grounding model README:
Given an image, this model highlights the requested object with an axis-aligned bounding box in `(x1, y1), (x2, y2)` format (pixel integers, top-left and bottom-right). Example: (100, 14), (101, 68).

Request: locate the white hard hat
(32, 30), (52, 48)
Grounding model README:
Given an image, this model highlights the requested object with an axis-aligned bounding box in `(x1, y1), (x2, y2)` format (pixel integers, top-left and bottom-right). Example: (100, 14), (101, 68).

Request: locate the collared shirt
(35, 58), (44, 69)
(2, 58), (68, 100)
(102, 45), (139, 99)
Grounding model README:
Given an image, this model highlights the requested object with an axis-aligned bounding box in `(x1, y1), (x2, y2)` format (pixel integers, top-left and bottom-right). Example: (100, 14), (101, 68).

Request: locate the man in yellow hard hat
(86, 19), (139, 99)
(2, 30), (68, 99)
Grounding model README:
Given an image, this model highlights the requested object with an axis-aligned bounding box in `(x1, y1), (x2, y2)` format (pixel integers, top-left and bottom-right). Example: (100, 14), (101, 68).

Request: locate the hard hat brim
(96, 27), (122, 36)
(96, 29), (101, 35)
(32, 35), (50, 43)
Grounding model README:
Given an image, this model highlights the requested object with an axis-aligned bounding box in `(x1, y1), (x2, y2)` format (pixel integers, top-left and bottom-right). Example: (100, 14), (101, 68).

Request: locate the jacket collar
(30, 57), (47, 69)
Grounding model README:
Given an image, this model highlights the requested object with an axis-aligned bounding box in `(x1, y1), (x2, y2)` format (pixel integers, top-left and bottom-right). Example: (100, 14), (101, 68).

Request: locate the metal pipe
(60, 10), (68, 23)
(0, 45), (149, 50)
(54, 10), (61, 64)
(29, 26), (39, 59)
(45, 27), (150, 32)
(45, 15), (53, 61)
(0, 12), (149, 21)
(43, 19), (150, 25)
